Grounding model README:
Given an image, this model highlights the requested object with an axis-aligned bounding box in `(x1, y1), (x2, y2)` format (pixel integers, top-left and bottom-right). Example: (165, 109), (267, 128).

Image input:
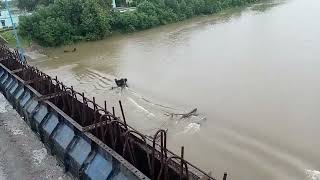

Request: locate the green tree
(0, 1), (4, 9)
(137, 1), (157, 16)
(19, 0), (112, 46)
(114, 11), (139, 31)
(17, 0), (38, 11)
(38, 0), (54, 6)
(36, 17), (74, 46)
(79, 0), (111, 40)
(165, 0), (179, 11)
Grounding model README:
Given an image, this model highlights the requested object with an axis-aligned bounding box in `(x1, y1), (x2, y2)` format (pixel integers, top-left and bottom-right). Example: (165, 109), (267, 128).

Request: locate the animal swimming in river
(64, 48), (77, 53)
(114, 78), (128, 88)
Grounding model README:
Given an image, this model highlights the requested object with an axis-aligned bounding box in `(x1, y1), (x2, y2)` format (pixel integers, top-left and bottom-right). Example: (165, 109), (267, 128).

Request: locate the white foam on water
(306, 170), (320, 180)
(127, 97), (155, 117)
(32, 148), (47, 165)
(182, 123), (200, 134)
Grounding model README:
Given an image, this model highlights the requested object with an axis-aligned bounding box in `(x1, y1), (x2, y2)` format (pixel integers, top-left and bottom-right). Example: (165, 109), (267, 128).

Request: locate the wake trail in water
(85, 68), (185, 114)
(123, 87), (208, 133)
(181, 123), (201, 134)
(127, 88), (182, 111)
(82, 68), (206, 132)
(127, 97), (155, 117)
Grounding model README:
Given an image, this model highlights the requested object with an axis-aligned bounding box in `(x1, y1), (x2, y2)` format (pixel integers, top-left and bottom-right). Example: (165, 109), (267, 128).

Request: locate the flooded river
(30, 0), (320, 179)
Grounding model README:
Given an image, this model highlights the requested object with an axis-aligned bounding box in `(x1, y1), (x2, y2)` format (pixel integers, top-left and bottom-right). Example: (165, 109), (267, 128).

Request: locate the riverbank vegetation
(19, 0), (258, 46)
(0, 30), (30, 48)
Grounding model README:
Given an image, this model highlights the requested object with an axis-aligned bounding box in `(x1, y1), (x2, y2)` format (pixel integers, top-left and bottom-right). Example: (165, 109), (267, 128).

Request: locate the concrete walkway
(0, 94), (72, 180)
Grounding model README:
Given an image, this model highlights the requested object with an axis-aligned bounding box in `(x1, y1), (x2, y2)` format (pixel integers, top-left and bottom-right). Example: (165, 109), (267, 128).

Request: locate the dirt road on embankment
(0, 94), (72, 180)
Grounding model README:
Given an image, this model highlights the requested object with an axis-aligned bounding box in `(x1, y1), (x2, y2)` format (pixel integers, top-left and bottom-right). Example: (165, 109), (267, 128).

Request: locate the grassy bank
(19, 0), (259, 47)
(0, 30), (31, 48)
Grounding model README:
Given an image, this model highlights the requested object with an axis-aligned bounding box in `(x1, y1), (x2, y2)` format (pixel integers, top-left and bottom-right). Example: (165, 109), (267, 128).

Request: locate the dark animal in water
(115, 78), (128, 88)
(64, 48), (77, 53)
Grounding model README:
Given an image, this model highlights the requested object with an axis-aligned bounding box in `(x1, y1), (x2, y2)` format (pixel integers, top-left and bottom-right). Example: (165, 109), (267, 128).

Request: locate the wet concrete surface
(0, 94), (72, 180)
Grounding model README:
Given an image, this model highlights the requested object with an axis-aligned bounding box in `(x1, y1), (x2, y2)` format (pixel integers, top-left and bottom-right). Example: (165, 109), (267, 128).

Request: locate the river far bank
(1, 0), (262, 58)
(18, 0), (259, 47)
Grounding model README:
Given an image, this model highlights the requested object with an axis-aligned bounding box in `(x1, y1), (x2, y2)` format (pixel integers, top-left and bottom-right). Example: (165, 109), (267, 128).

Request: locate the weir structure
(0, 44), (227, 180)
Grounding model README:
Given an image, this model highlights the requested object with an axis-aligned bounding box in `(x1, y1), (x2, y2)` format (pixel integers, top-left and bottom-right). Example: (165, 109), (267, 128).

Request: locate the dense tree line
(16, 0), (110, 11)
(114, 0), (258, 32)
(16, 0), (54, 11)
(19, 0), (257, 46)
(0, 0), (18, 9)
(19, 0), (112, 46)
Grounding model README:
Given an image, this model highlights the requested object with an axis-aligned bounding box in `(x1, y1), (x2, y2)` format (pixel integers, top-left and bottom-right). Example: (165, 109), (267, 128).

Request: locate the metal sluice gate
(0, 44), (227, 180)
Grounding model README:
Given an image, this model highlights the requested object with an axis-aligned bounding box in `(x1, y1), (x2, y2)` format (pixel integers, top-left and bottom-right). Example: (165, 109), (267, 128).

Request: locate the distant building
(112, 0), (134, 9)
(0, 9), (19, 30)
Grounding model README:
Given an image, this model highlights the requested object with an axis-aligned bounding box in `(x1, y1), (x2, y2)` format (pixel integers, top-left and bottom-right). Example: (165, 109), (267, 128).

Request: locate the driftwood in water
(165, 108), (198, 119)
(64, 48), (77, 53)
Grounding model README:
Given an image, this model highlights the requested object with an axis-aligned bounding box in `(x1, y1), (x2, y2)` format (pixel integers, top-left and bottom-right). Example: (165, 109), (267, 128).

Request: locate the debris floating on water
(165, 108), (198, 119)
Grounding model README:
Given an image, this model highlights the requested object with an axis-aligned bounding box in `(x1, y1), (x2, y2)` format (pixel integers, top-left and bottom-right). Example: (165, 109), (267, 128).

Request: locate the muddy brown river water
(29, 0), (320, 179)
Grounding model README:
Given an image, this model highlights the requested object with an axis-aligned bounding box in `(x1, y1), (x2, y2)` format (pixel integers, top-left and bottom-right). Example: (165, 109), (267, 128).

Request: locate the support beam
(83, 121), (109, 132)
(11, 68), (23, 74)
(35, 91), (68, 101)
